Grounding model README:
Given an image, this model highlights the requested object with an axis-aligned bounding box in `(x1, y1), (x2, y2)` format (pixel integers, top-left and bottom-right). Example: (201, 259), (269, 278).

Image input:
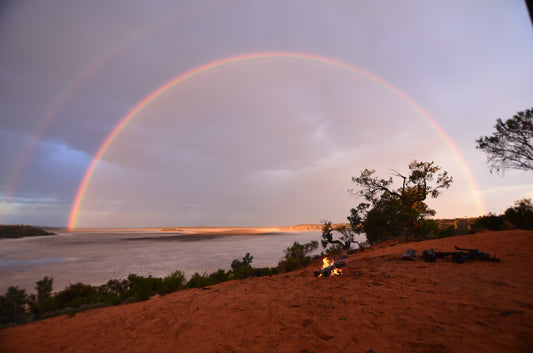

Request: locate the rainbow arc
(68, 52), (485, 229)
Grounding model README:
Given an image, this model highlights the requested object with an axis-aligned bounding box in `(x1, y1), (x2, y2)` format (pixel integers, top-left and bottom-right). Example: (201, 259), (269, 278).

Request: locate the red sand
(1, 230), (532, 352)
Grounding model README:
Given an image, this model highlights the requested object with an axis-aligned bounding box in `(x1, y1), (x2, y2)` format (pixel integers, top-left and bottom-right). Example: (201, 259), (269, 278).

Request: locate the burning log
(314, 258), (346, 277)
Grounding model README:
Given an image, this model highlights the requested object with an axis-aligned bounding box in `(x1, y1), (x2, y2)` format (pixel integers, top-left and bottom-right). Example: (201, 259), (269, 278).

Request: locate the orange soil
(1, 230), (532, 353)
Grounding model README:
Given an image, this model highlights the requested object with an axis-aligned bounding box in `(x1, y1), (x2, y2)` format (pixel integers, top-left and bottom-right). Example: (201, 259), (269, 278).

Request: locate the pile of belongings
(402, 246), (500, 263)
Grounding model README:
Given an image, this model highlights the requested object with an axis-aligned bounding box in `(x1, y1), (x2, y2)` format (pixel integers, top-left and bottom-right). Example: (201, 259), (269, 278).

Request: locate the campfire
(314, 257), (345, 277)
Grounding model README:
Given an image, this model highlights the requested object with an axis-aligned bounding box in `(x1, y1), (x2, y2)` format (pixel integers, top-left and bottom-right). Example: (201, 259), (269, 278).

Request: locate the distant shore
(160, 224), (324, 233)
(0, 225), (56, 239)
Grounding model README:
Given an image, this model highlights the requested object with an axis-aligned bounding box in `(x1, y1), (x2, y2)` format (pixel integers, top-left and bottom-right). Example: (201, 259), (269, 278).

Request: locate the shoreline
(1, 230), (531, 352)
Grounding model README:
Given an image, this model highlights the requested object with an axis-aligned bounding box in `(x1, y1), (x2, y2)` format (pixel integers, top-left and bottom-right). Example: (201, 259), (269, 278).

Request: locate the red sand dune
(1, 230), (532, 352)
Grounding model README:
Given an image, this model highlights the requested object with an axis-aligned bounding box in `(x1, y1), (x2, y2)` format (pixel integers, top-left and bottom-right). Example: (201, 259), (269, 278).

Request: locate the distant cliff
(0, 225), (55, 238)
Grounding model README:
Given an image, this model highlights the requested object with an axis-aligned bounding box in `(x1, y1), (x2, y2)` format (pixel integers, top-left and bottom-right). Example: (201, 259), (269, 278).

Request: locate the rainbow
(68, 51), (486, 229)
(1, 0), (223, 206)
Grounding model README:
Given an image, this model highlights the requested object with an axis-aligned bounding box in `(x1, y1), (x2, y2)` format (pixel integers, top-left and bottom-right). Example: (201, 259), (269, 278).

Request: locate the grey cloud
(1, 0), (532, 226)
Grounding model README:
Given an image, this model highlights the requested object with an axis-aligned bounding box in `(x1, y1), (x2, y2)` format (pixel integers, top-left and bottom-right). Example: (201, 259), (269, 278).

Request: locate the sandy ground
(1, 230), (532, 353)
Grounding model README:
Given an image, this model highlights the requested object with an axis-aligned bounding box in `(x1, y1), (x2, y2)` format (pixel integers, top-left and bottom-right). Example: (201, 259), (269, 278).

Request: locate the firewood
(314, 260), (346, 277)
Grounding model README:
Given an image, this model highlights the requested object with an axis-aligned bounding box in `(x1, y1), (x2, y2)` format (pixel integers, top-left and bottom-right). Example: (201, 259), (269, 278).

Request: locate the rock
(423, 248), (437, 262)
(402, 248), (417, 261)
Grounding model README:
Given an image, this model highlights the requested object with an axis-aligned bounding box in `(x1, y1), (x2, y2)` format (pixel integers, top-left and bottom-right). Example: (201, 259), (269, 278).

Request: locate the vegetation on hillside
(0, 240), (319, 327)
(472, 198), (533, 232)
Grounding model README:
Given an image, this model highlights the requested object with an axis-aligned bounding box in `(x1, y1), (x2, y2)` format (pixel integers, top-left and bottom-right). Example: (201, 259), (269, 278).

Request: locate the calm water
(0, 229), (328, 293)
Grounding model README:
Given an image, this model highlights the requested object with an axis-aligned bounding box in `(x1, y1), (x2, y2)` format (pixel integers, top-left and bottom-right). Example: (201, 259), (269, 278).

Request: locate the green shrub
(230, 253), (255, 279)
(104, 279), (130, 295)
(434, 224), (456, 238)
(36, 276), (53, 302)
(0, 286), (29, 324)
(129, 276), (159, 301)
(470, 198), (533, 233)
(158, 271), (186, 295)
(208, 269), (231, 284)
(504, 198), (533, 229)
(284, 241), (318, 259)
(26, 276), (55, 317)
(472, 214), (509, 231)
(251, 267), (280, 277)
(54, 283), (97, 309)
(187, 272), (212, 288)
(230, 253), (254, 272)
(324, 243), (343, 256)
(278, 257), (306, 272)
(278, 241), (318, 272)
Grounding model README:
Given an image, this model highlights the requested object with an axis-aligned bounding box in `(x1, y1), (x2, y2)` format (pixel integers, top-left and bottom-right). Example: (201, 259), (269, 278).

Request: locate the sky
(0, 0), (532, 228)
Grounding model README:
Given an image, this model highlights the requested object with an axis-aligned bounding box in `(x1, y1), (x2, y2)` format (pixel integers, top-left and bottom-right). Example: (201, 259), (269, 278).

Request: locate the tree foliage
(351, 161), (453, 244)
(476, 107), (533, 174)
(230, 252), (254, 273)
(278, 241), (318, 272)
(321, 205), (366, 253)
(0, 287), (28, 324)
(472, 198), (533, 231)
(504, 198), (533, 230)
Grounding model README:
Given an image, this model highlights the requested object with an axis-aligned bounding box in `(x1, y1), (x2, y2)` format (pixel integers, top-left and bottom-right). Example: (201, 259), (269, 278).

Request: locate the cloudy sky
(1, 1), (532, 228)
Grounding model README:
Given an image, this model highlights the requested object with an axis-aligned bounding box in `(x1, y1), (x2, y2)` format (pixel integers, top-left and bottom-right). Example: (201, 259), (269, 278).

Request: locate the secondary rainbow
(68, 51), (485, 229)
(2, 1), (222, 204)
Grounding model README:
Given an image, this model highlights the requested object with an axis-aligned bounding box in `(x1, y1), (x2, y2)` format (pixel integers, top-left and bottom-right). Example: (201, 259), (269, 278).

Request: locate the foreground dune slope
(1, 230), (532, 353)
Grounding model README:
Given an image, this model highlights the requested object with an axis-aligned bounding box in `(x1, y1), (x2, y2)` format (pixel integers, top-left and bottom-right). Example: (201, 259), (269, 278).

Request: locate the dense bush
(284, 241), (318, 260)
(54, 283), (98, 309)
(0, 286), (28, 324)
(127, 275), (161, 301)
(251, 267), (280, 277)
(415, 219), (465, 239)
(504, 198), (533, 230)
(470, 198), (533, 232)
(187, 272), (213, 288)
(208, 269), (231, 284)
(278, 241), (318, 272)
(230, 253), (255, 279)
(324, 243), (344, 256)
(158, 271), (186, 295)
(472, 214), (508, 232)
(183, 269), (232, 288)
(104, 279), (130, 295)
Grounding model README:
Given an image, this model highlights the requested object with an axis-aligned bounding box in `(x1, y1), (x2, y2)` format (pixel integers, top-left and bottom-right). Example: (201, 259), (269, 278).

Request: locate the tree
(352, 161), (453, 243)
(321, 203), (367, 252)
(230, 252), (254, 273)
(0, 286), (29, 324)
(28, 276), (54, 317)
(278, 241), (318, 272)
(504, 198), (533, 230)
(36, 276), (53, 303)
(476, 107), (533, 174)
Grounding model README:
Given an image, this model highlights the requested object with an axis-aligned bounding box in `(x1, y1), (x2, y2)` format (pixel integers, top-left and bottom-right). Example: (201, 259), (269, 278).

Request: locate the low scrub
(278, 241), (318, 272)
(0, 238), (325, 326)
(471, 198), (533, 232)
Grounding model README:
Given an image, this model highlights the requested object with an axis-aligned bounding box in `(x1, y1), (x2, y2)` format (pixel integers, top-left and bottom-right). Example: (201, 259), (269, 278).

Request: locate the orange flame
(318, 257), (342, 277)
